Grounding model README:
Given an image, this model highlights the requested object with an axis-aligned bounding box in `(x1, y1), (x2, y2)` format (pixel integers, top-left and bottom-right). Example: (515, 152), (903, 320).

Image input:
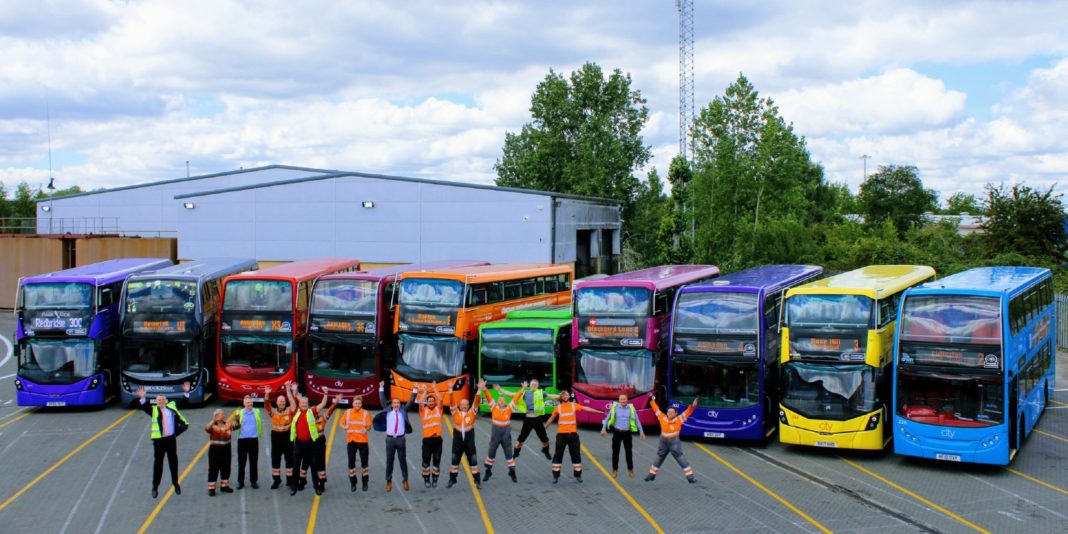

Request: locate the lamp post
(860, 154), (871, 181)
(47, 177), (56, 233)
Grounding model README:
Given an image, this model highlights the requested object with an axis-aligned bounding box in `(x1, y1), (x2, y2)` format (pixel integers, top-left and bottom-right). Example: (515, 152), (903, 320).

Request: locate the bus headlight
(89, 377), (100, 389)
(778, 409), (788, 425)
(865, 413), (880, 431)
(14, 379), (23, 391)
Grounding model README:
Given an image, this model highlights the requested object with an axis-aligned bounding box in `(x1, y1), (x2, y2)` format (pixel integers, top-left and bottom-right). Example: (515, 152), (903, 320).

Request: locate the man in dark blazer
(138, 382), (191, 498)
(375, 381), (416, 491)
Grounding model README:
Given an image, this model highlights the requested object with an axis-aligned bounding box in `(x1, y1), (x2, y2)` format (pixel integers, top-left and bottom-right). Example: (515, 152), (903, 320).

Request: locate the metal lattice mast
(677, 0), (694, 160)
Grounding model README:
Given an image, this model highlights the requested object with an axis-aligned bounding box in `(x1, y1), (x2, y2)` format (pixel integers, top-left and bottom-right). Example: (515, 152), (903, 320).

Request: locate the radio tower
(676, 0), (695, 160)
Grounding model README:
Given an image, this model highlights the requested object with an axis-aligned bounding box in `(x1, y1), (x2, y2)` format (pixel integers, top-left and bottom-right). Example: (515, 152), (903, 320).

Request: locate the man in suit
(375, 381), (416, 492)
(137, 382), (191, 498)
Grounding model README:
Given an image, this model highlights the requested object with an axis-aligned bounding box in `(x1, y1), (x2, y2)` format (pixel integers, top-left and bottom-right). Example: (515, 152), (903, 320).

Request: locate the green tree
(666, 155), (695, 262)
(495, 62), (651, 228)
(980, 183), (1067, 263)
(689, 73), (826, 269)
(625, 169), (672, 268)
(12, 182), (37, 218)
(942, 192), (983, 215)
(856, 164), (937, 234)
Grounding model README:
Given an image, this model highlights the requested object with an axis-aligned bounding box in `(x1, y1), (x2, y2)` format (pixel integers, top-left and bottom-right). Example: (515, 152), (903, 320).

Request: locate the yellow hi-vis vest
(150, 402), (188, 439)
(232, 407), (262, 436)
(290, 409), (319, 442)
(606, 402), (639, 432)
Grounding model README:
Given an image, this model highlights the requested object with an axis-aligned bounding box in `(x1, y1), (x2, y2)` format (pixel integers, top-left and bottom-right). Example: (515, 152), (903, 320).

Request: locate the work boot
(687, 476), (696, 484)
(402, 480), (410, 491)
(220, 486), (233, 494)
(611, 470), (618, 479)
(509, 467), (517, 483)
(314, 483), (323, 496)
(473, 472), (482, 490)
(289, 485), (299, 496)
(552, 473), (559, 484)
(446, 474), (458, 488)
(541, 446), (551, 460)
(483, 466), (493, 482)
(237, 482), (245, 490)
(362, 475), (369, 492)
(271, 477), (282, 489)
(575, 472), (583, 483)
(431, 475), (439, 488)
(423, 475), (431, 488)
(644, 474), (655, 482)
(209, 489), (216, 497)
(151, 487), (158, 499)
(386, 480), (393, 492)
(350, 476), (358, 492)
(174, 484), (181, 495)
(628, 470), (635, 478)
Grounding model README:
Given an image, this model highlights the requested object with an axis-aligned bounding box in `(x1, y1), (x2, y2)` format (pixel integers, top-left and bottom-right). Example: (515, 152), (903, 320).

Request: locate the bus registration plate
(935, 453), (961, 462)
(703, 432), (725, 439)
(46, 401), (66, 407)
(814, 441), (837, 448)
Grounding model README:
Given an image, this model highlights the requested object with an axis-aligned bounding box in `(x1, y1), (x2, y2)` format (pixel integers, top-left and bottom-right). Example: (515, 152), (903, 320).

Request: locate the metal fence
(0, 217), (121, 235)
(1057, 294), (1068, 350)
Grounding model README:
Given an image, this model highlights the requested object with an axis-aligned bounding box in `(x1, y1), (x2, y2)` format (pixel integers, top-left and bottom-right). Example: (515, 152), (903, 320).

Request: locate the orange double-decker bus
(391, 263), (574, 405)
(217, 259), (360, 402)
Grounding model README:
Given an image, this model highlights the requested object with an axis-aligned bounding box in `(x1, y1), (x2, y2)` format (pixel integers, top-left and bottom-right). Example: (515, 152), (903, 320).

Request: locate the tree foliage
(494, 62), (651, 227)
(942, 192), (984, 215)
(857, 164), (937, 234)
(980, 184), (1067, 264)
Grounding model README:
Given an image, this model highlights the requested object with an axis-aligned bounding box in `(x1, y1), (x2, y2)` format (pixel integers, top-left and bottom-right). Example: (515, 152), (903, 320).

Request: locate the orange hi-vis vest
(421, 405), (443, 438)
(316, 404), (338, 435)
(268, 405), (294, 432)
(553, 402), (579, 434)
(486, 390), (523, 427)
(452, 408), (476, 433)
(342, 408), (371, 444)
(651, 399), (695, 439)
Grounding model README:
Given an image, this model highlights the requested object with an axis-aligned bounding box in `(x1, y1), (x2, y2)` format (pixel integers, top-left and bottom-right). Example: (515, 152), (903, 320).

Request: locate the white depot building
(36, 165), (622, 275)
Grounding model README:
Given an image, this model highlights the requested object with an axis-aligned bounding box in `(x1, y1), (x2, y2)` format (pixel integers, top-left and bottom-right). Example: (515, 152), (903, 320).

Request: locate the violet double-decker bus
(305, 260), (488, 406)
(15, 258), (174, 407)
(571, 265), (720, 426)
(667, 265), (823, 440)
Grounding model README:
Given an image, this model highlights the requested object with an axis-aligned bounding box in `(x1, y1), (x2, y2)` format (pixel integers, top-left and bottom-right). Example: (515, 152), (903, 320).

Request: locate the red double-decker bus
(216, 259), (360, 402)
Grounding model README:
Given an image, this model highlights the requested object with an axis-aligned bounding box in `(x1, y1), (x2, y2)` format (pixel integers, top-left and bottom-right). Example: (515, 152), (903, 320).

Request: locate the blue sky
(2, 0), (1067, 203)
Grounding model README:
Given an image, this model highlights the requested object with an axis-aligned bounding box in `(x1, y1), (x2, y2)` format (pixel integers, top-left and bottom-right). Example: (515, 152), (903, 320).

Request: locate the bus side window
(297, 282), (309, 311)
(559, 274), (571, 291)
(522, 278), (537, 298)
(504, 281), (521, 300)
(653, 290), (670, 316)
(878, 294), (899, 328)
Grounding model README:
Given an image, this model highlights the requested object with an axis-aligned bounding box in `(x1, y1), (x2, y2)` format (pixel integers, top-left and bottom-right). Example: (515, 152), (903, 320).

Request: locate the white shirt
(386, 409), (406, 437)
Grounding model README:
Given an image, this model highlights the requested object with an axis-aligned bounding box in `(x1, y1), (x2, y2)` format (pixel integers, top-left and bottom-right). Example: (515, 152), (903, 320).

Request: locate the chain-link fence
(1057, 294), (1068, 350)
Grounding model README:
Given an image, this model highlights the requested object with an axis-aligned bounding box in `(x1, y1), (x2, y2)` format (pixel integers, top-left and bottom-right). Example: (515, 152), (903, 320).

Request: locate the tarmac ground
(1, 314), (1067, 533)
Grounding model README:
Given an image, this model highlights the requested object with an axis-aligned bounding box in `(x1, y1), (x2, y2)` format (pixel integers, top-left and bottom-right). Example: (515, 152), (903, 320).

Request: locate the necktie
(162, 408), (172, 437)
(393, 411), (400, 435)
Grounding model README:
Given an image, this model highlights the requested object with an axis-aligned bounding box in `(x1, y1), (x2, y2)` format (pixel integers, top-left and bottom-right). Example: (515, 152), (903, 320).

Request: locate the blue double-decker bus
(15, 258), (174, 407)
(667, 265), (823, 440)
(893, 266), (1055, 465)
(118, 258), (259, 404)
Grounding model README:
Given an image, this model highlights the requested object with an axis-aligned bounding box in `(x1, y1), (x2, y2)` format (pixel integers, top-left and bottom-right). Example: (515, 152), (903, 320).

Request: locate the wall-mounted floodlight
(41, 206), (52, 212)
(183, 202), (195, 210)
(362, 201), (375, 208)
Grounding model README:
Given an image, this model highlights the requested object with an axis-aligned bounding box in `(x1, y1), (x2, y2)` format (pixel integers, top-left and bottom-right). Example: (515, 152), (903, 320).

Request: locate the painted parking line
(0, 333), (13, 369)
(0, 410), (34, 430)
(840, 457), (990, 534)
(305, 415), (340, 534)
(1049, 399), (1068, 407)
(137, 439), (212, 534)
(580, 442), (666, 534)
(696, 444), (831, 534)
(0, 407), (31, 424)
(1004, 467), (1068, 497)
(0, 410), (135, 512)
(1035, 429), (1068, 444)
(443, 416), (495, 534)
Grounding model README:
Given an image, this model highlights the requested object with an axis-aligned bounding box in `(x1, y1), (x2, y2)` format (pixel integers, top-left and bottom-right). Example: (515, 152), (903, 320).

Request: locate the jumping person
(416, 384), (444, 488)
(599, 393), (645, 478)
(263, 384), (296, 489)
(513, 379), (557, 460)
(544, 389), (603, 484)
(644, 395), (699, 483)
(287, 383), (329, 496)
(312, 388), (338, 492)
(231, 394), (262, 489)
(340, 393), (372, 492)
(204, 409), (234, 496)
(137, 382), (190, 499)
(375, 381), (416, 492)
(481, 381), (523, 483)
(446, 381), (486, 489)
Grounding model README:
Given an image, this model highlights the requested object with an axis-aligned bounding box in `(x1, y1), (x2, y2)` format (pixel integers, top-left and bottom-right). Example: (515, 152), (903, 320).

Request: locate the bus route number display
(229, 318), (292, 333)
(310, 318), (375, 334)
(132, 320), (187, 334)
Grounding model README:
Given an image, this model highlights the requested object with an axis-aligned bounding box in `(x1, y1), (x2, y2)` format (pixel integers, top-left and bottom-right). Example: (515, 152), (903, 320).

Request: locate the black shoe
(446, 477), (457, 489)
(290, 485), (298, 496)
(644, 474), (655, 482)
(251, 482), (259, 489)
(173, 484), (181, 495)
(237, 482), (245, 490)
(552, 476), (559, 484)
(271, 479), (282, 489)
(151, 488), (158, 499)
(513, 447), (521, 459)
(424, 477), (431, 489)
(220, 486), (233, 493)
(509, 469), (517, 483)
(575, 476), (583, 483)
(483, 468), (492, 482)
(362, 477), (369, 492)
(687, 476), (696, 484)
(209, 489), (216, 497)
(315, 486), (323, 496)
(351, 479), (358, 492)
(473, 474), (481, 490)
(542, 448), (552, 460)
(431, 477), (438, 488)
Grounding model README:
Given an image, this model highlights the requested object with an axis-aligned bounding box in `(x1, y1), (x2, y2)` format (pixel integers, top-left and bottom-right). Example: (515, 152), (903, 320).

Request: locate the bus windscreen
(224, 280), (293, 312)
(574, 348), (655, 397)
(899, 295), (1002, 368)
(122, 341), (200, 378)
(399, 279), (463, 307)
(896, 371), (1003, 427)
(395, 333), (464, 381)
(22, 283), (92, 309)
(576, 287), (652, 316)
(18, 339), (96, 384)
(126, 279), (197, 315)
(481, 328), (554, 386)
(675, 291), (758, 334)
(671, 356), (759, 407)
(312, 279), (378, 315)
(307, 334), (376, 379)
(786, 295), (872, 361)
(781, 362), (880, 420)
(220, 335), (293, 379)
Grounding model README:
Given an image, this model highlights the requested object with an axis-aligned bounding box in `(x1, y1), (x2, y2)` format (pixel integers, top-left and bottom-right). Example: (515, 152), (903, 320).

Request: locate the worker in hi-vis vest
(137, 382), (190, 499)
(645, 394), (699, 484)
(513, 378), (559, 460)
(600, 393), (646, 478)
(286, 382), (329, 496)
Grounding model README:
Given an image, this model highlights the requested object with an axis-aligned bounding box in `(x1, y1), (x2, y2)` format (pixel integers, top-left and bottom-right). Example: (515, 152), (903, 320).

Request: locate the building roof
(34, 165), (340, 202)
(172, 170), (621, 206)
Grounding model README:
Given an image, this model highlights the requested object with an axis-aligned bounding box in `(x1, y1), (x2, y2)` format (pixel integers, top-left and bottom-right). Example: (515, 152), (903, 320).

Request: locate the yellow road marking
(1035, 429), (1068, 444)
(580, 442), (665, 534)
(444, 416), (495, 534)
(0, 410), (134, 511)
(137, 438), (211, 534)
(1005, 467), (1068, 496)
(696, 444), (831, 534)
(0, 407), (31, 423)
(306, 415), (340, 534)
(0, 410), (32, 429)
(1049, 399), (1067, 407)
(841, 457), (989, 534)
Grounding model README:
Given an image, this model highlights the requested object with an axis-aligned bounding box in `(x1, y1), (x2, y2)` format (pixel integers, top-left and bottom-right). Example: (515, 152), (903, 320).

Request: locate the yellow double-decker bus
(778, 265), (935, 450)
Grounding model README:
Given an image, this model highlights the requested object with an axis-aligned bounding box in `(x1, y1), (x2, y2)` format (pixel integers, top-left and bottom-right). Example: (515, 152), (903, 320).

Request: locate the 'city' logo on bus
(818, 422), (833, 431)
(940, 429), (956, 438)
(707, 410), (719, 418)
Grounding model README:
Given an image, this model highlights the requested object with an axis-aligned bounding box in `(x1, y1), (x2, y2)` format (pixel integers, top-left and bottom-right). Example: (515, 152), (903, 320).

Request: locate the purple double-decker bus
(667, 265), (823, 440)
(15, 258), (174, 407)
(305, 260), (488, 406)
(571, 265), (720, 426)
